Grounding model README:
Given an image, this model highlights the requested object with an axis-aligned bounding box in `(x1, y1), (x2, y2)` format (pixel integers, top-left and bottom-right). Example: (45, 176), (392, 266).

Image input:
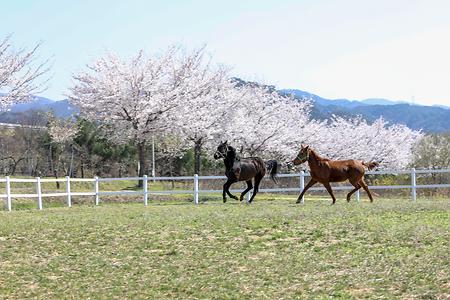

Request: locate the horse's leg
(359, 179), (374, 203)
(346, 180), (361, 202)
(225, 180), (239, 201)
(223, 179), (236, 203)
(248, 175), (262, 203)
(222, 180), (229, 203)
(240, 180), (253, 202)
(296, 179), (317, 203)
(323, 182), (337, 205)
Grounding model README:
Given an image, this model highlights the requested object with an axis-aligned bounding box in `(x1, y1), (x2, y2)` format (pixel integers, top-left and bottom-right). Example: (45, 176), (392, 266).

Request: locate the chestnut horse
(293, 145), (378, 204)
(214, 141), (278, 203)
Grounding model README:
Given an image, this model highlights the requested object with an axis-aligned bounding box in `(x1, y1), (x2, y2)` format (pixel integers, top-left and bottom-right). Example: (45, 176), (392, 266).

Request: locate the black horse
(214, 141), (278, 203)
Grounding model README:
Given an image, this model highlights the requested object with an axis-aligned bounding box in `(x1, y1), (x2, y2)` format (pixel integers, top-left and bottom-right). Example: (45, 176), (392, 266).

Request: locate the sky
(1, 0), (450, 106)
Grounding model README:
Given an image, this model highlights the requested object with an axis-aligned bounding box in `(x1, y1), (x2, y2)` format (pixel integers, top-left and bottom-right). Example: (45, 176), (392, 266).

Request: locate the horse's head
(214, 140), (228, 159)
(293, 144), (310, 165)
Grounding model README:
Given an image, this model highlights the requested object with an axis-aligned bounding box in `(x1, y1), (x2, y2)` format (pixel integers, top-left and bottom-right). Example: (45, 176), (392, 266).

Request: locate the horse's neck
(224, 157), (234, 170)
(308, 150), (326, 170)
(224, 147), (238, 170)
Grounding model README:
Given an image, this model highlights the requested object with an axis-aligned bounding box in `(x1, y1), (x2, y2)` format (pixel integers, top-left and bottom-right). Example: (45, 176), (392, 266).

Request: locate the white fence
(1, 168), (449, 211)
(0, 122), (45, 130)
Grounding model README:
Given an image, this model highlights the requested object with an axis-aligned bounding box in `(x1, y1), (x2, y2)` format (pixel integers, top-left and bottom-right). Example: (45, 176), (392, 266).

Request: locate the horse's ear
(301, 144), (305, 149)
(224, 140), (228, 144)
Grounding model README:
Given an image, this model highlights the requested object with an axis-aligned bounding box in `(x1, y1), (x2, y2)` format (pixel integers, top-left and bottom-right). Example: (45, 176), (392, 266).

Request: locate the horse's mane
(310, 148), (330, 161)
(227, 146), (240, 161)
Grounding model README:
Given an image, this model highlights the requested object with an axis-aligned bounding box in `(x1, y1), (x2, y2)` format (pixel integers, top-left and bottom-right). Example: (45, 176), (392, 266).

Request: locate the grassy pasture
(0, 197), (449, 299)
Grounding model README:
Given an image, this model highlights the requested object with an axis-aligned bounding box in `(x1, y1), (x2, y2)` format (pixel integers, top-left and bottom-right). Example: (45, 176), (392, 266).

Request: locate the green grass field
(0, 197), (449, 299)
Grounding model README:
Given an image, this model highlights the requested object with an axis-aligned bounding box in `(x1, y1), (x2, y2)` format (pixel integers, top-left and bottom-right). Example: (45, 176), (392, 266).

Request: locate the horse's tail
(362, 161), (379, 170)
(265, 160), (278, 183)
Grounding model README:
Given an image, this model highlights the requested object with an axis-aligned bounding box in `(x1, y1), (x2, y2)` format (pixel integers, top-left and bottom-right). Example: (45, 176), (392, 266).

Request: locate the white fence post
(143, 175), (148, 206)
(36, 177), (42, 210)
(356, 190), (360, 202)
(193, 174), (199, 204)
(246, 191), (251, 203)
(6, 176), (11, 211)
(66, 176), (71, 207)
(411, 168), (417, 201)
(94, 176), (99, 205)
(299, 171), (305, 204)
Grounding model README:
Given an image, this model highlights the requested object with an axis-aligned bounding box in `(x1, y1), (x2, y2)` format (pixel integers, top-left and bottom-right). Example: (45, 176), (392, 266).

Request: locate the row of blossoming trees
(67, 46), (421, 175)
(1, 36), (422, 177)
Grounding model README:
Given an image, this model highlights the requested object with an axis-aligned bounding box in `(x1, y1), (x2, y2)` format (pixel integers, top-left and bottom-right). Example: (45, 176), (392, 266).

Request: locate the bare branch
(0, 36), (50, 110)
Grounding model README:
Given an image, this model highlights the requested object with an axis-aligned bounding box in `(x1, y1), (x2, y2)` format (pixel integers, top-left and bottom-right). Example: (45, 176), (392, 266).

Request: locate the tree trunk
(53, 168), (60, 189)
(194, 138), (202, 175)
(48, 144), (53, 176)
(10, 157), (25, 176)
(69, 144), (74, 177)
(170, 159), (175, 189)
(48, 145), (60, 189)
(81, 160), (85, 178)
(137, 141), (147, 187)
(28, 154), (32, 176)
(32, 161), (39, 177)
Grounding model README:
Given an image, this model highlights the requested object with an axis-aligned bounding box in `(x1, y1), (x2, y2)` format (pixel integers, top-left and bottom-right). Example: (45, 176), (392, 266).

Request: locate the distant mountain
(1, 88), (449, 133)
(360, 98), (407, 106)
(281, 89), (450, 133)
(355, 104), (450, 131)
(46, 99), (77, 118)
(432, 104), (450, 110)
(231, 77), (276, 91)
(281, 89), (368, 108)
(0, 98), (77, 125)
(9, 96), (55, 112)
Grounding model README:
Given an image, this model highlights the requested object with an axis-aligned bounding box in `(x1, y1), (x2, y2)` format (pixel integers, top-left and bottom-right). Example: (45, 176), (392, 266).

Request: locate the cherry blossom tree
(223, 84), (324, 160)
(69, 48), (177, 182)
(412, 133), (450, 169)
(153, 134), (188, 177)
(304, 116), (422, 169)
(216, 82), (421, 169)
(48, 118), (78, 144)
(169, 66), (234, 174)
(69, 46), (231, 180)
(0, 35), (49, 110)
(48, 117), (78, 175)
(46, 117), (78, 185)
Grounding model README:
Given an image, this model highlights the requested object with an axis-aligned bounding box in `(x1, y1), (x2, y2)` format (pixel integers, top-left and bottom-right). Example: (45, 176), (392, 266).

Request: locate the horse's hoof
(295, 200), (302, 204)
(239, 196), (244, 202)
(223, 198), (227, 203)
